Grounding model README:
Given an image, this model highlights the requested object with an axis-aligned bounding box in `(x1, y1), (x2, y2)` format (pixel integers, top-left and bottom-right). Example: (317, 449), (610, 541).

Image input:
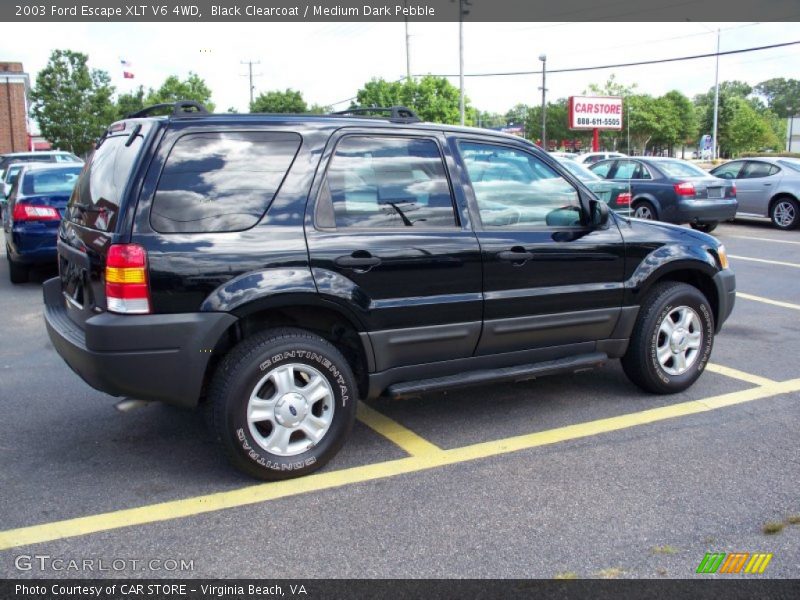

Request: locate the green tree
(30, 49), (116, 155)
(584, 74), (637, 97)
(354, 76), (473, 125)
(114, 85), (146, 120)
(724, 97), (780, 156)
(251, 88), (308, 113)
(654, 91), (698, 155)
(145, 72), (215, 111)
(753, 78), (800, 117)
(625, 95), (662, 155)
(504, 104), (530, 128)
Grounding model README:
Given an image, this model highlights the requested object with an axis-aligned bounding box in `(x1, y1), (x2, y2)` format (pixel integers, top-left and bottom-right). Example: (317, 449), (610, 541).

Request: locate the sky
(1, 21), (798, 120)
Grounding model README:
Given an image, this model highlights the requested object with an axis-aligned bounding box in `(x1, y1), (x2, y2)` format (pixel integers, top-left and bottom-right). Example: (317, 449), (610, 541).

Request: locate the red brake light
(105, 244), (150, 314)
(12, 203), (60, 222)
(616, 192), (631, 206)
(730, 184), (736, 197)
(673, 181), (695, 197)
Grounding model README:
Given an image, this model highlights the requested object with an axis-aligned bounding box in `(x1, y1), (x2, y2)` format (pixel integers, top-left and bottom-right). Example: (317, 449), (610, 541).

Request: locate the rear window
(67, 125), (150, 232)
(150, 131), (301, 234)
(656, 160), (708, 178)
(21, 167), (81, 195)
(559, 160), (601, 181)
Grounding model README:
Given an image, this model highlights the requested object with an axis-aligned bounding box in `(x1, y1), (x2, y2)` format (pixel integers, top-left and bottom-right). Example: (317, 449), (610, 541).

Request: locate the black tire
(621, 282), (715, 394)
(691, 221), (718, 233)
(770, 196), (799, 230)
(209, 327), (358, 480)
(7, 253), (29, 284)
(632, 200), (657, 221)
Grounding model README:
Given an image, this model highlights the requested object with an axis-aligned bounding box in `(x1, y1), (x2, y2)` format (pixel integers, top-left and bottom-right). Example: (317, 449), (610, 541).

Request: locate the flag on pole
(120, 59), (134, 79)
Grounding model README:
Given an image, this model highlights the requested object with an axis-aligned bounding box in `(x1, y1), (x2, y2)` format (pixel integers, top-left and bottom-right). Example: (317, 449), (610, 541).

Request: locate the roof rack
(330, 106), (421, 124)
(126, 100), (209, 119)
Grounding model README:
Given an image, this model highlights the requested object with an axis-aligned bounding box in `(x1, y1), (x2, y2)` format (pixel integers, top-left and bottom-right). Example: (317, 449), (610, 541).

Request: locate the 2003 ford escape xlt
(44, 102), (736, 480)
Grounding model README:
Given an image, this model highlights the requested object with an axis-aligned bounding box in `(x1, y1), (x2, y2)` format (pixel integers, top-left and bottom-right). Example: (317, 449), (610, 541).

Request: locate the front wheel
(691, 221), (718, 233)
(771, 197), (799, 230)
(622, 282), (715, 394)
(210, 328), (358, 480)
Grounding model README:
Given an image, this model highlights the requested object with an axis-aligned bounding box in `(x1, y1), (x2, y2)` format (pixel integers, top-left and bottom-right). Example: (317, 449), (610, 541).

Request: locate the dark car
(555, 157), (632, 216)
(589, 157), (737, 232)
(3, 163), (82, 283)
(43, 102), (736, 480)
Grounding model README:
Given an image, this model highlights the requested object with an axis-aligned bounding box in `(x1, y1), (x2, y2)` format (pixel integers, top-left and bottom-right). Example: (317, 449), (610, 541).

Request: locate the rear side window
(321, 136), (456, 229)
(151, 131), (301, 234)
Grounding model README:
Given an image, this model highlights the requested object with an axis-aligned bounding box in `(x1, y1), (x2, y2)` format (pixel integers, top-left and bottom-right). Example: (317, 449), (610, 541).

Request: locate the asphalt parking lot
(0, 219), (798, 579)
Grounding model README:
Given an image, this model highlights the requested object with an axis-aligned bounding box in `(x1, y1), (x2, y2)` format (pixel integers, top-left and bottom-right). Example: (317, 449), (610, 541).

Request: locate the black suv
(44, 102), (736, 480)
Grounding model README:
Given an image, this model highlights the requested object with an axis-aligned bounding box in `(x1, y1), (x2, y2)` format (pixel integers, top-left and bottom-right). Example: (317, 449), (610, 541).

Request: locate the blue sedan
(3, 163), (82, 283)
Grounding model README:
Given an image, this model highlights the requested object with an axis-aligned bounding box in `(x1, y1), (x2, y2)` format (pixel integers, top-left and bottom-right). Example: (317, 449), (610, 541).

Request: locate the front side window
(613, 160), (640, 179)
(712, 161), (744, 180)
(459, 141), (581, 228)
(323, 136), (456, 228)
(590, 161), (614, 178)
(151, 131), (301, 234)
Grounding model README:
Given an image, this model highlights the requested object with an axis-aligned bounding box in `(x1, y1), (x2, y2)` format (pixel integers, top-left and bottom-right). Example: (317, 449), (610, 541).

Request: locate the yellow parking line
(737, 292), (800, 312)
(728, 255), (800, 269)
(357, 401), (442, 456)
(705, 363), (776, 387)
(2, 378), (799, 552)
(729, 235), (800, 246)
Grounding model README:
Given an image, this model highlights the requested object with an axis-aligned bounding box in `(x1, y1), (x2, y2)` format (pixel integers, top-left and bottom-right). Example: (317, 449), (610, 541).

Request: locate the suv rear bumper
(713, 269), (736, 333)
(43, 278), (236, 408)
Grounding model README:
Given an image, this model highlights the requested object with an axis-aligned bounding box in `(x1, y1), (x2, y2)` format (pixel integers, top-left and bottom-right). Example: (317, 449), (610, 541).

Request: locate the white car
(574, 151), (627, 166)
(548, 151), (578, 161)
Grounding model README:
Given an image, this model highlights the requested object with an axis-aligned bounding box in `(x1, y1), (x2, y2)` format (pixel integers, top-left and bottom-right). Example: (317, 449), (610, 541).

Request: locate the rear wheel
(691, 221), (718, 233)
(7, 252), (28, 284)
(633, 200), (657, 220)
(210, 327), (357, 480)
(770, 197), (799, 230)
(622, 282), (715, 394)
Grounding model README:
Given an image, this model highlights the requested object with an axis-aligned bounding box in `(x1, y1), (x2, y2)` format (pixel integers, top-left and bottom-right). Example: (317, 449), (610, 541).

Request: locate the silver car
(711, 157), (800, 230)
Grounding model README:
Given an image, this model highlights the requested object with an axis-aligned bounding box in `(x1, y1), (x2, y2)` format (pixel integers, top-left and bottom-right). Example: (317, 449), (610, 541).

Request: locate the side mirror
(590, 198), (609, 227)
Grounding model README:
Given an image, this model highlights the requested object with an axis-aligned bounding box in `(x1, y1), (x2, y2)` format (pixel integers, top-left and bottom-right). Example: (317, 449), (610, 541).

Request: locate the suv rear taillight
(105, 244), (150, 314)
(616, 192), (631, 206)
(12, 203), (60, 221)
(673, 181), (695, 197)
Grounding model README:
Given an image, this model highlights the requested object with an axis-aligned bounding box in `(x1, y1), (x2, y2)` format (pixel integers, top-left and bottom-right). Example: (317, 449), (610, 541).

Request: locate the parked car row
(1, 151), (84, 283)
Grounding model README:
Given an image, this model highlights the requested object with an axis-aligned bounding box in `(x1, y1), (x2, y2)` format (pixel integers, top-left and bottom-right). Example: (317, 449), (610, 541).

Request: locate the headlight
(716, 245), (729, 270)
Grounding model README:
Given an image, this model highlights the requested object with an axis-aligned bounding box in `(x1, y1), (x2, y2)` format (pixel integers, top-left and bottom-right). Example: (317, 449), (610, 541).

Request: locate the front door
(453, 139), (626, 356)
(306, 131), (483, 372)
(736, 160), (783, 216)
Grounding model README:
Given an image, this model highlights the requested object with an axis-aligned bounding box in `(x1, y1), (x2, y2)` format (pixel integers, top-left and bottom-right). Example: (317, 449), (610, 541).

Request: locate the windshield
(21, 166), (82, 195)
(656, 160), (709, 178)
(778, 159), (800, 174)
(559, 159), (601, 181)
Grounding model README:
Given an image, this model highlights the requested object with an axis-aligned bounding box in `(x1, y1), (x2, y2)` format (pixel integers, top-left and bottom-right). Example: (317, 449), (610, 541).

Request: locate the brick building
(0, 62), (31, 154)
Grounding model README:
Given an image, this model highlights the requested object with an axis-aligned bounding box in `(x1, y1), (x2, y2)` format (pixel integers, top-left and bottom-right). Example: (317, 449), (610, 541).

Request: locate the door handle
(334, 253), (382, 269)
(764, 183), (772, 186)
(497, 249), (534, 262)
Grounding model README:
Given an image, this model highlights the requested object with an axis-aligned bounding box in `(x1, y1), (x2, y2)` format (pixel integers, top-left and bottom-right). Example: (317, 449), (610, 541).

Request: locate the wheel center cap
(274, 392), (308, 427)
(671, 328), (688, 352)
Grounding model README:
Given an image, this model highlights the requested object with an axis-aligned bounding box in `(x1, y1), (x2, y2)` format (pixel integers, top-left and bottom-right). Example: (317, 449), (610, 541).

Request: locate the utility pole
(789, 106), (795, 152)
(711, 28), (720, 161)
(404, 1), (411, 80)
(456, 0), (471, 126)
(539, 54), (547, 149)
(240, 60), (261, 109)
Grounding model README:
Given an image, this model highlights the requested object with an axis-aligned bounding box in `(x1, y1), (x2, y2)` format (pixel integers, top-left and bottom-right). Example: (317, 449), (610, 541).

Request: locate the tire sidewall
(219, 338), (356, 478)
(645, 289), (714, 390)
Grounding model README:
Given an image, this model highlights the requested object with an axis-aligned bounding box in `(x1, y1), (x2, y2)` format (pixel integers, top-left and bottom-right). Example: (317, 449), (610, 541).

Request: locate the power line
(415, 39), (800, 79)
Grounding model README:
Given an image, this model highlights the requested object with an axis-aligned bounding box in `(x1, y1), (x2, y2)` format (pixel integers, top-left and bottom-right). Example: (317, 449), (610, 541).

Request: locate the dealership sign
(568, 96), (623, 130)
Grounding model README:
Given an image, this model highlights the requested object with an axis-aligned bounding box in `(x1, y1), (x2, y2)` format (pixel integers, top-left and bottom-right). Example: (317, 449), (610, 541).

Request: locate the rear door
(736, 161), (782, 215)
(452, 138), (625, 356)
(306, 130), (483, 372)
(57, 120), (156, 327)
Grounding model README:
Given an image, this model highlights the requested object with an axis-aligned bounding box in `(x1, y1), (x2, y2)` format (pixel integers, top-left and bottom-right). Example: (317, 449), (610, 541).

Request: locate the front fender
(627, 243), (718, 298)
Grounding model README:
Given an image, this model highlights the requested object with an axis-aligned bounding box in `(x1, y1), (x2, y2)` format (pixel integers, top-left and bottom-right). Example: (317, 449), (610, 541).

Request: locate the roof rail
(330, 106), (421, 124)
(126, 100), (209, 119)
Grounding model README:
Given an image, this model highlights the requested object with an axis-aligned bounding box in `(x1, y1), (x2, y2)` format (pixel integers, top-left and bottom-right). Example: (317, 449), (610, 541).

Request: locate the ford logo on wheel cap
(289, 405), (297, 417)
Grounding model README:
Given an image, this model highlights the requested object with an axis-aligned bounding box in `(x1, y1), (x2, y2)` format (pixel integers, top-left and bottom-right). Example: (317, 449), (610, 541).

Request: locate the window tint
(741, 161), (779, 179)
(151, 131), (300, 234)
(324, 136), (456, 228)
(590, 161), (614, 178)
(460, 141), (581, 228)
(22, 167), (82, 195)
(712, 161), (743, 180)
(67, 127), (151, 232)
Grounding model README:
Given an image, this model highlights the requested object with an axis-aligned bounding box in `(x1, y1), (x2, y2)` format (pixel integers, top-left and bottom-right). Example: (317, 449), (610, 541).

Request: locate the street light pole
(711, 28), (720, 161)
(539, 54), (547, 149)
(789, 106), (795, 152)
